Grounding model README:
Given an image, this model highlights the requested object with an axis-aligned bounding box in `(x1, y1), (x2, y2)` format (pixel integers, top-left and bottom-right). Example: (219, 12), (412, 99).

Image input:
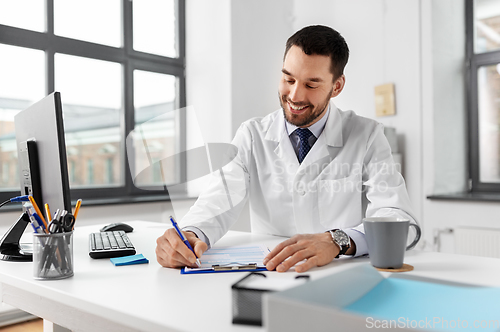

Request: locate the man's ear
(331, 75), (346, 98)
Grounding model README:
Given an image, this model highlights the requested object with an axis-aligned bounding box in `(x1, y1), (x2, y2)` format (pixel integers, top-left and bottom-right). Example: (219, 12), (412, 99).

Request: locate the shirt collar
(285, 104), (330, 138)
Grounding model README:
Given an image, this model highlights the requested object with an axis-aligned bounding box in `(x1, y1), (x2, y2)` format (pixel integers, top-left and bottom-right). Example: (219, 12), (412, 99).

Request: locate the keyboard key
(108, 234), (118, 249)
(102, 235), (111, 250)
(116, 236), (126, 248)
(123, 236), (134, 248)
(95, 236), (104, 250)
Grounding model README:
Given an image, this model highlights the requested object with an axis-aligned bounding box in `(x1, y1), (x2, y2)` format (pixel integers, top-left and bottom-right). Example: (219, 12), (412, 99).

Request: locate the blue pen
(32, 211), (47, 233)
(29, 215), (42, 234)
(169, 216), (201, 267)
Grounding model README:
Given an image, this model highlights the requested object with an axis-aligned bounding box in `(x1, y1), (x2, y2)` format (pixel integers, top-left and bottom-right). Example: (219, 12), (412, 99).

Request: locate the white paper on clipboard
(183, 245), (270, 273)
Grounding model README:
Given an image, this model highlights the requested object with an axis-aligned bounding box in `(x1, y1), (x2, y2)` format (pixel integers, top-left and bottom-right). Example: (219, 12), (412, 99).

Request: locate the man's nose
(288, 84), (305, 102)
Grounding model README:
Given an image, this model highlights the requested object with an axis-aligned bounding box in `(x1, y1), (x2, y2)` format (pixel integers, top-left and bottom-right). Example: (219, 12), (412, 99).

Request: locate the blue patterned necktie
(295, 128), (313, 163)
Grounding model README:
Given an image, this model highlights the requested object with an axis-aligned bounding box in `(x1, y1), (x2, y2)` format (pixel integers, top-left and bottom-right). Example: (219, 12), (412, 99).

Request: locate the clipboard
(180, 245), (269, 275)
(181, 263), (267, 274)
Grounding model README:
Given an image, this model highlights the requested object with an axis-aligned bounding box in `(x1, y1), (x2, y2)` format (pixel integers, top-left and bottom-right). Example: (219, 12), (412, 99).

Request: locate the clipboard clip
(212, 263), (258, 271)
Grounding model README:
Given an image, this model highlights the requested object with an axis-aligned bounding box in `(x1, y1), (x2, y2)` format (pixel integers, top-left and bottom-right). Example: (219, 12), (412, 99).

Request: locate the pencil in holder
(33, 231), (74, 280)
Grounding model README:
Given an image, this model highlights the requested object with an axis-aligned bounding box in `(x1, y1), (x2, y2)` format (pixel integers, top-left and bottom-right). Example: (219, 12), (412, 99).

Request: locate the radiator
(454, 227), (500, 258)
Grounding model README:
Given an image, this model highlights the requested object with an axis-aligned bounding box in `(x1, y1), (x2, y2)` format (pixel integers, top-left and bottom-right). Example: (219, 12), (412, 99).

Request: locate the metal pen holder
(33, 231), (73, 280)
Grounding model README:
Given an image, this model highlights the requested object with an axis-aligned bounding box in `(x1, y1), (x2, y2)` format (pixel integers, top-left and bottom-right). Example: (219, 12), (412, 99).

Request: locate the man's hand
(263, 233), (339, 273)
(156, 229), (208, 268)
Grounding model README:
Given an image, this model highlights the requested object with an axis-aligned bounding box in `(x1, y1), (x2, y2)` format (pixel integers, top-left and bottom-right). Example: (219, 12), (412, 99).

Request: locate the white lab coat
(181, 100), (417, 254)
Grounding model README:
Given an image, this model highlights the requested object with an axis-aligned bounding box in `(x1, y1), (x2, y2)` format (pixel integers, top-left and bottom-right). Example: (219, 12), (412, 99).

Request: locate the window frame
(466, 0), (500, 192)
(0, 0), (186, 204)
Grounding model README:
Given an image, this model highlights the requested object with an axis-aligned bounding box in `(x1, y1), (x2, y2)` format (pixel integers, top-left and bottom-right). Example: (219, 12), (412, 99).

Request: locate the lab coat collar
(324, 101), (343, 148)
(265, 99), (344, 170)
(266, 110), (298, 166)
(284, 107), (329, 139)
(265, 99), (343, 147)
(265, 109), (286, 143)
(265, 109), (299, 169)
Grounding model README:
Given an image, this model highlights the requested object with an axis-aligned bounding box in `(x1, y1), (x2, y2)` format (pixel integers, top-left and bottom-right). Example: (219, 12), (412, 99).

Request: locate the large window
(0, 0), (185, 203)
(467, 0), (500, 191)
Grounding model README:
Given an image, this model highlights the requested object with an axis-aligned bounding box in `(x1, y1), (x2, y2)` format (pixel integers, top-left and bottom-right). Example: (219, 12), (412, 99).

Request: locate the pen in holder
(33, 231), (73, 280)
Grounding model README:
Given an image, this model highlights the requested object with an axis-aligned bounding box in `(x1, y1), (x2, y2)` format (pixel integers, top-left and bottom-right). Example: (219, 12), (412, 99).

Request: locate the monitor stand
(0, 212), (33, 261)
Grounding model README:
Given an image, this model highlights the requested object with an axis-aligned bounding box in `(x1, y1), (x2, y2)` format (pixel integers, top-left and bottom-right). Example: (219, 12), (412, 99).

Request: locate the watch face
(333, 230), (350, 246)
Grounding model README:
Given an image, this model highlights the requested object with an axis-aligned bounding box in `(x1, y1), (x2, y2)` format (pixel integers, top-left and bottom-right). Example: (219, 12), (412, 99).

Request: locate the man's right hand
(156, 228), (208, 268)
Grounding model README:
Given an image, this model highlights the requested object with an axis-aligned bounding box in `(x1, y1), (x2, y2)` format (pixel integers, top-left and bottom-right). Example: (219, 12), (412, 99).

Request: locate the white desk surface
(1, 221), (500, 332)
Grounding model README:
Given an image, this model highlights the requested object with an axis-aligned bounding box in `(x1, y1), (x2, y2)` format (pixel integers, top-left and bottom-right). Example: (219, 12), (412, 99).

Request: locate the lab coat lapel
(265, 110), (300, 174)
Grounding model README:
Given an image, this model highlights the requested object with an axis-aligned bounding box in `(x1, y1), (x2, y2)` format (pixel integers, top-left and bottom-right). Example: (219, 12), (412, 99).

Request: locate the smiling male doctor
(156, 25), (417, 272)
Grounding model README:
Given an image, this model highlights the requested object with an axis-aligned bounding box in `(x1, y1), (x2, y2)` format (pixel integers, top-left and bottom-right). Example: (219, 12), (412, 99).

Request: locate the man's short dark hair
(284, 25), (349, 80)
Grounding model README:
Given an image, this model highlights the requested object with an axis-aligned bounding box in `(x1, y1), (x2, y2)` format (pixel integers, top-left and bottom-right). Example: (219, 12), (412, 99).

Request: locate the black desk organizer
(232, 272), (310, 326)
(0, 139), (42, 262)
(0, 212), (33, 261)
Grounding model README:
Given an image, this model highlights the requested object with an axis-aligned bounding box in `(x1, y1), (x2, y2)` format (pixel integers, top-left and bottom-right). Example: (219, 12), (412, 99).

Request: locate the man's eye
(286, 80), (295, 84)
(307, 85), (318, 89)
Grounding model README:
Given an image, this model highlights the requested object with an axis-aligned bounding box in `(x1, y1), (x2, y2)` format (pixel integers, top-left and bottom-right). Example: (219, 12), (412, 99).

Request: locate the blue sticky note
(344, 278), (500, 331)
(110, 254), (149, 266)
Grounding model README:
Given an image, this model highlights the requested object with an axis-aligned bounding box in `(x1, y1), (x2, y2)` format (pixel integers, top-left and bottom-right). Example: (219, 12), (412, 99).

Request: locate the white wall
(184, 0), (292, 140)
(421, 0), (471, 253)
(185, 0), (232, 144)
(424, 0), (468, 196)
(230, 0), (293, 133)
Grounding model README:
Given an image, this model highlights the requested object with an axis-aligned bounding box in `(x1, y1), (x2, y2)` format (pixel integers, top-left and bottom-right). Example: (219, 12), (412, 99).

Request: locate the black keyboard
(89, 231), (136, 259)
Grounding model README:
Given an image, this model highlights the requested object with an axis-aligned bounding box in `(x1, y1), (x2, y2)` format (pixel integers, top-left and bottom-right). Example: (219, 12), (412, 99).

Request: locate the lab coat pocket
(317, 174), (362, 229)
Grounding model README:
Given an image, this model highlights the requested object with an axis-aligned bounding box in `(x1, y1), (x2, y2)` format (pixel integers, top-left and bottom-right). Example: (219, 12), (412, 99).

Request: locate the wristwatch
(329, 229), (351, 258)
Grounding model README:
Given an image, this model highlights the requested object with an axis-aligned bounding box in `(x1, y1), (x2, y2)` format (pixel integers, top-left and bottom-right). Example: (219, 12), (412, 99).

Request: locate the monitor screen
(14, 92), (71, 213)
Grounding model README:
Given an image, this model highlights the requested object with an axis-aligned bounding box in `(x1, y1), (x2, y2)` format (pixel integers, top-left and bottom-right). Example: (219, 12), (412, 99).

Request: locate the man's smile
(287, 101), (310, 114)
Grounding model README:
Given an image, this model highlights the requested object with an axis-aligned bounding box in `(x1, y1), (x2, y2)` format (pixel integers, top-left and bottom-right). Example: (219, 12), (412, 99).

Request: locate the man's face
(279, 45), (345, 128)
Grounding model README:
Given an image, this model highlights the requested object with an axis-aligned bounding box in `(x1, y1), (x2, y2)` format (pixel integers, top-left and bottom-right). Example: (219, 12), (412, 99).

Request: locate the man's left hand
(263, 233), (339, 273)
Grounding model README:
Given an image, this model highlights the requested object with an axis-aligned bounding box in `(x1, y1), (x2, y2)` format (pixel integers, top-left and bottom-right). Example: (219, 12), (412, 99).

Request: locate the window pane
(54, 0), (121, 47)
(55, 54), (122, 188)
(0, 45), (45, 191)
(478, 64), (500, 182)
(133, 70), (178, 188)
(0, 0), (44, 32)
(475, 0), (500, 53)
(133, 0), (177, 57)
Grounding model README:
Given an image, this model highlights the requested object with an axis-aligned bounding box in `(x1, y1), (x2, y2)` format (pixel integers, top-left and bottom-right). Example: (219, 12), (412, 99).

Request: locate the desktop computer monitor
(0, 92), (71, 261)
(15, 92), (71, 212)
